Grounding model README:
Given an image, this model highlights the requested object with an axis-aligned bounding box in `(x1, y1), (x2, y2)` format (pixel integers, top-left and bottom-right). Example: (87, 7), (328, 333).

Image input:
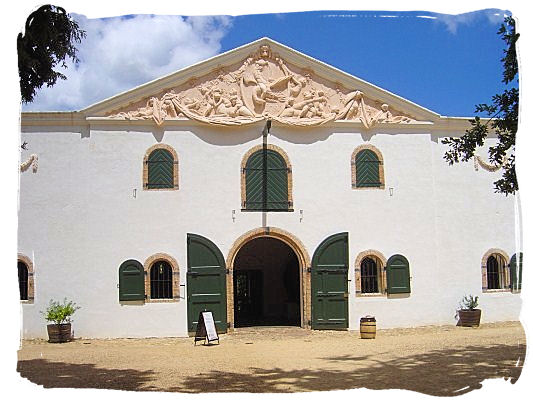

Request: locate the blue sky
(220, 10), (512, 117)
(21, 8), (514, 118)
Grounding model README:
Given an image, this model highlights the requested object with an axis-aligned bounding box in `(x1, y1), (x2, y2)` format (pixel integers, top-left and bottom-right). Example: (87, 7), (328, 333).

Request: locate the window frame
(17, 254), (34, 303)
(351, 144), (385, 190)
(241, 144), (293, 212)
(354, 250), (387, 296)
(143, 253), (180, 302)
(143, 144), (179, 191)
(481, 249), (510, 292)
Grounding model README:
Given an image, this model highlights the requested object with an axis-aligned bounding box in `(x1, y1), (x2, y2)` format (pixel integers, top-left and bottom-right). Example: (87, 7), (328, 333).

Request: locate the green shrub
(41, 298), (80, 325)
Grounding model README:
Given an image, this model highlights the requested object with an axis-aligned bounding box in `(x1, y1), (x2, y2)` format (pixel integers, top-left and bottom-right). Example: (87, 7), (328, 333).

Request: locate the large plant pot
(47, 323), (72, 343)
(457, 309), (482, 327)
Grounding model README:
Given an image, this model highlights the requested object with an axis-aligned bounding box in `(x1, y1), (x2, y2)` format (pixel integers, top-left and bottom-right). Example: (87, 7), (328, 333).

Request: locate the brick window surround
(143, 144), (179, 191)
(17, 254), (34, 303)
(351, 144), (385, 190)
(143, 253), (180, 302)
(354, 250), (387, 296)
(481, 248), (510, 292)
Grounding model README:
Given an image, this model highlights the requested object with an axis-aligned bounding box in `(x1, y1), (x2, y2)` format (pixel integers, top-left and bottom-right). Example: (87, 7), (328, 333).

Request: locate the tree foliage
(17, 5), (85, 103)
(442, 16), (519, 195)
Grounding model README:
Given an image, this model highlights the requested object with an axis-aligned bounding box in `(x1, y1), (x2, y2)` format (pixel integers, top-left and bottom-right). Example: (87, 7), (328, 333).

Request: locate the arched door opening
(233, 237), (301, 327)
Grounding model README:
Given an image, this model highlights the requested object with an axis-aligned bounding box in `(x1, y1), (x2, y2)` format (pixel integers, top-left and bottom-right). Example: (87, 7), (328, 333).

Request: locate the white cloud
(435, 9), (507, 34)
(22, 13), (232, 111)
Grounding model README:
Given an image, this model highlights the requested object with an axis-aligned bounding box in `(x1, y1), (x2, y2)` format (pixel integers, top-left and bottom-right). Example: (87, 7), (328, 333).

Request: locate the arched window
(487, 254), (506, 290)
(143, 253), (180, 301)
(481, 249), (510, 292)
(241, 145), (292, 211)
(150, 261), (173, 299)
(361, 257), (379, 293)
(17, 254), (34, 303)
(355, 250), (387, 296)
(351, 145), (385, 189)
(143, 144), (179, 190)
(18, 261), (28, 300)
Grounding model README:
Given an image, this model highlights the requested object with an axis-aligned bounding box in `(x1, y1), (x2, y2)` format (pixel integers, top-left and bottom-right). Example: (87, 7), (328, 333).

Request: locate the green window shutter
(119, 260), (145, 301)
(386, 254), (411, 294)
(245, 150), (264, 210)
(356, 149), (381, 187)
(244, 149), (289, 211)
(147, 149), (174, 189)
(266, 150), (289, 210)
(510, 253), (523, 291)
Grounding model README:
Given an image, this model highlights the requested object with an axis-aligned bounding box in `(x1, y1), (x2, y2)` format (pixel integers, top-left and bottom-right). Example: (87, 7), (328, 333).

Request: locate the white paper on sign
(202, 312), (219, 341)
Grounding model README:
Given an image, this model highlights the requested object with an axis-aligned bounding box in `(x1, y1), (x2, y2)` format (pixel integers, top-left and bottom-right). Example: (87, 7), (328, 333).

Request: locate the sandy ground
(17, 321), (526, 396)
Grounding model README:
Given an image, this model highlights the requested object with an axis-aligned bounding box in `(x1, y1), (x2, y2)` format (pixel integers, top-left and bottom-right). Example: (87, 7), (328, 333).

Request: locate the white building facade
(18, 38), (522, 339)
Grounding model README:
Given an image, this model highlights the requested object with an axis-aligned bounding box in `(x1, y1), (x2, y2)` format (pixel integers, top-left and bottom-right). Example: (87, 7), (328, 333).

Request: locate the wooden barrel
(360, 317), (376, 339)
(47, 323), (72, 343)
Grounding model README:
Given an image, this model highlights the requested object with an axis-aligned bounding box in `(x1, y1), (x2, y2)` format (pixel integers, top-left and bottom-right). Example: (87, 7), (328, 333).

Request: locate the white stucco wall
(18, 121), (521, 338)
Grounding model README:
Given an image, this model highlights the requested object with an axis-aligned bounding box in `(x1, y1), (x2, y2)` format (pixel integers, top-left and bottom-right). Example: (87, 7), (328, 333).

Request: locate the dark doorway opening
(233, 237), (300, 327)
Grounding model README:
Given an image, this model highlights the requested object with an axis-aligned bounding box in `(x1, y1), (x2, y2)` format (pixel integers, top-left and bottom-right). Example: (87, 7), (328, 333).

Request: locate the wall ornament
(108, 45), (417, 129)
(20, 154), (38, 173)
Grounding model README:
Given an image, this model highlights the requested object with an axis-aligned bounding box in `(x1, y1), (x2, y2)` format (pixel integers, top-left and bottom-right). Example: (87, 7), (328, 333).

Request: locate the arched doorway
(233, 237), (300, 327)
(226, 227), (311, 330)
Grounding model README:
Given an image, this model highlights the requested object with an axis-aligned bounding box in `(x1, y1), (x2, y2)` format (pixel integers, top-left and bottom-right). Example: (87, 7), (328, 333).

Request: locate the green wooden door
(311, 232), (349, 330)
(187, 234), (227, 334)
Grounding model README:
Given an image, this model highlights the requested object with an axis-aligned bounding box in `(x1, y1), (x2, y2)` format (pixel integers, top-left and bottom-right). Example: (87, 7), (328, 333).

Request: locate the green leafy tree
(442, 16), (519, 195)
(17, 5), (85, 103)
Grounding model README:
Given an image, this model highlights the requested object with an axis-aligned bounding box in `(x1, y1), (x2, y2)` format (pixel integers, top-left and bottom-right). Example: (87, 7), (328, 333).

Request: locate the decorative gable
(105, 43), (420, 129)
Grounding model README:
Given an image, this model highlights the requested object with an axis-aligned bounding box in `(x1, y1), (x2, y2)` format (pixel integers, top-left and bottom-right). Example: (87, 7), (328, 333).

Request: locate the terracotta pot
(47, 323), (72, 343)
(457, 309), (482, 327)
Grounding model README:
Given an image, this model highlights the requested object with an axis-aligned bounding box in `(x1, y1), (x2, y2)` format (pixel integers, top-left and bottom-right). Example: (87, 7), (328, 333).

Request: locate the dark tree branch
(17, 5), (86, 103)
(442, 16), (519, 196)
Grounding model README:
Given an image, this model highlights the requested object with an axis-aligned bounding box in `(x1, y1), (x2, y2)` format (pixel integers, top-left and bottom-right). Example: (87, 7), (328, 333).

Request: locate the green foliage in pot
(459, 295), (479, 311)
(41, 298), (80, 325)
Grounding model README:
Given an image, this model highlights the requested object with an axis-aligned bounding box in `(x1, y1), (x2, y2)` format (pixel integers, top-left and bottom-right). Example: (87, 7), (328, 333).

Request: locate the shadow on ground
(17, 360), (158, 391)
(17, 343), (525, 395)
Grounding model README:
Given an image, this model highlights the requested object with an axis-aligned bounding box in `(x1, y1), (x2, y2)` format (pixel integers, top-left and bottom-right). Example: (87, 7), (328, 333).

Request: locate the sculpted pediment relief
(107, 45), (417, 128)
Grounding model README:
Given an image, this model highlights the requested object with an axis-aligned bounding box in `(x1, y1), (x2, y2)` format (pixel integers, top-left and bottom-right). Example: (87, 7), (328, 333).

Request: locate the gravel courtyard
(17, 321), (526, 396)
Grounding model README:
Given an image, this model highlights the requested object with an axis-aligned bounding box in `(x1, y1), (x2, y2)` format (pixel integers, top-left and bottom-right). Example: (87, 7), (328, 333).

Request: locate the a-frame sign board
(194, 311), (220, 346)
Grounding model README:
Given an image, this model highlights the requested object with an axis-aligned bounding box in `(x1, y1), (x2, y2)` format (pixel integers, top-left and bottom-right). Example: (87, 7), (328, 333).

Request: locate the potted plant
(41, 298), (80, 343)
(456, 295), (481, 327)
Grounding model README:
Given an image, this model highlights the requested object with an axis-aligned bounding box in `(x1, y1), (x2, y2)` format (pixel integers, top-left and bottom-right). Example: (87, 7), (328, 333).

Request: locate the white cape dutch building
(18, 38), (522, 338)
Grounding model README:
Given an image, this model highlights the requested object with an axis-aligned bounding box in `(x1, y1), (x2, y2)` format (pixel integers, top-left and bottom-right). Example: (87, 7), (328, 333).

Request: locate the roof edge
(81, 37), (272, 115)
(80, 37), (442, 121)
